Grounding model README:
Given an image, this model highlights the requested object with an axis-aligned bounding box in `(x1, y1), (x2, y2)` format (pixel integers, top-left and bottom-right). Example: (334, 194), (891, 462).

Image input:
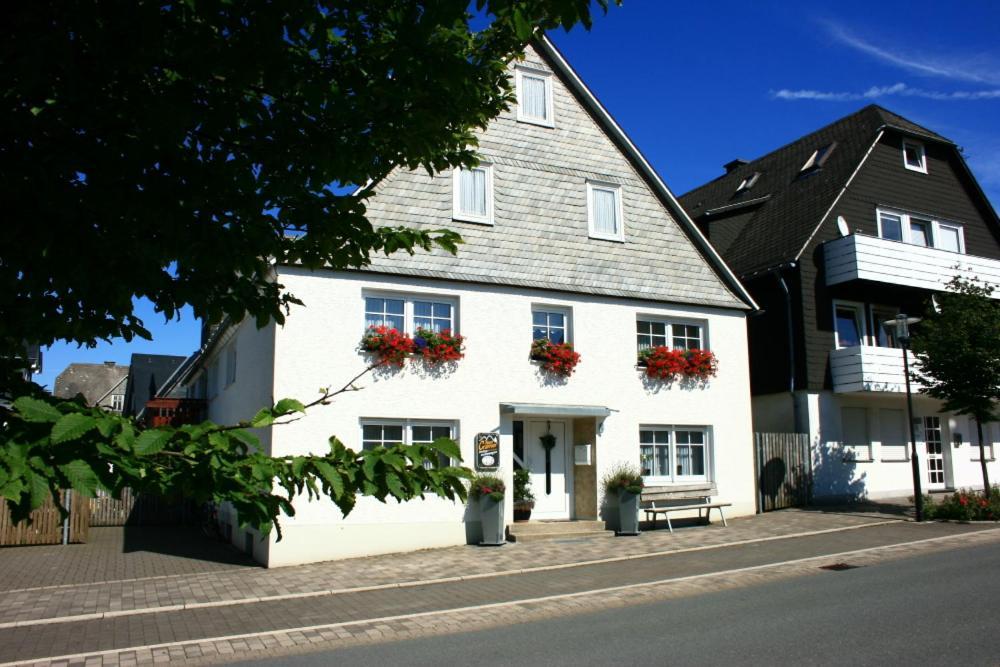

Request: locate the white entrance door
(525, 420), (571, 519)
(924, 416), (946, 490)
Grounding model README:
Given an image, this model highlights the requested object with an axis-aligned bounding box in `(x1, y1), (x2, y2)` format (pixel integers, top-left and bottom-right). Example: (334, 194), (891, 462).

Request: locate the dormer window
(515, 66), (554, 127)
(452, 164), (494, 225)
(800, 143), (836, 172)
(736, 172), (760, 193)
(587, 181), (624, 241)
(903, 140), (927, 173)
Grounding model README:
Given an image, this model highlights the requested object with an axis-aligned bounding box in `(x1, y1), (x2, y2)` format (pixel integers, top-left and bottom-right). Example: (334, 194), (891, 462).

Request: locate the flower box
(413, 328), (465, 364)
(530, 338), (581, 377)
(638, 346), (717, 382)
(360, 326), (415, 366)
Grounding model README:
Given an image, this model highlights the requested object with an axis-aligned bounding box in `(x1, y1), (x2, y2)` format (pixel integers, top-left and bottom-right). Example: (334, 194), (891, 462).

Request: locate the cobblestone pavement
(3, 521), (997, 667)
(0, 509), (899, 627)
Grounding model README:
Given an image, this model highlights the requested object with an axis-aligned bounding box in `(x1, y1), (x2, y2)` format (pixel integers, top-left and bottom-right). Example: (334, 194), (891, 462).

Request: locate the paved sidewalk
(2, 519), (998, 666)
(0, 509), (897, 627)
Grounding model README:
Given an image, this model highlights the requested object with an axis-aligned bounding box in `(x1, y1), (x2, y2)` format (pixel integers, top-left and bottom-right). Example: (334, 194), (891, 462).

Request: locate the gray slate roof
(678, 105), (953, 277)
(53, 362), (128, 405)
(356, 39), (753, 311)
(123, 354), (186, 416)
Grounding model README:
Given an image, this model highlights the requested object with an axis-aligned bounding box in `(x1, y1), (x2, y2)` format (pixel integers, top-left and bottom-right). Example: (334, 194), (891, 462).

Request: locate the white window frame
(531, 305), (572, 345)
(359, 419), (459, 467)
(452, 164), (494, 225)
(514, 66), (554, 128)
(586, 180), (625, 242)
(902, 140), (928, 174)
(833, 300), (867, 350)
(800, 143), (836, 172)
(636, 317), (708, 352)
(110, 393), (125, 413)
(736, 172), (760, 193)
(639, 425), (712, 485)
(363, 291), (459, 335)
(876, 207), (965, 253)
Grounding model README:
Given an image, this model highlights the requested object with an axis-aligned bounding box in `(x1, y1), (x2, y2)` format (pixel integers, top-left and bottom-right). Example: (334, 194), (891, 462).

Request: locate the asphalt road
(240, 540), (1000, 667)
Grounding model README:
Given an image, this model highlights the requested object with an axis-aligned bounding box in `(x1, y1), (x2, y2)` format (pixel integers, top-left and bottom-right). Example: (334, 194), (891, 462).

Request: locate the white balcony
(829, 345), (924, 394)
(824, 233), (1000, 294)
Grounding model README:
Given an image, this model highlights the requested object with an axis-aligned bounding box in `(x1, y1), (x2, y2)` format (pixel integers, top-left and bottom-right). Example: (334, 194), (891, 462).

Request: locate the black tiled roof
(122, 353), (186, 416)
(678, 105), (951, 277)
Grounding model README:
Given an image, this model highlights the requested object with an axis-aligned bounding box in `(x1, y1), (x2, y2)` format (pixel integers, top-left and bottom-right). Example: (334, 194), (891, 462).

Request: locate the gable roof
(53, 362), (128, 405)
(678, 105), (958, 277)
(356, 37), (757, 311)
(123, 353), (186, 416)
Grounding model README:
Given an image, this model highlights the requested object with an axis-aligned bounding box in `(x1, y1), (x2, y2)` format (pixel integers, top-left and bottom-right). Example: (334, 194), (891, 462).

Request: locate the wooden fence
(89, 488), (195, 526)
(754, 432), (812, 512)
(0, 491), (90, 546)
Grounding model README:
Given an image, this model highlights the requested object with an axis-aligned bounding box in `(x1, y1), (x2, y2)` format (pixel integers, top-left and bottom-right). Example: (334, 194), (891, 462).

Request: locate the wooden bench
(641, 484), (732, 534)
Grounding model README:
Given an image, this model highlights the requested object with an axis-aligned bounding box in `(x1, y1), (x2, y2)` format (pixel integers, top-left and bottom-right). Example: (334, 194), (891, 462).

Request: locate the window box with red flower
(360, 326), (416, 367)
(413, 327), (465, 364)
(638, 346), (717, 383)
(530, 338), (581, 377)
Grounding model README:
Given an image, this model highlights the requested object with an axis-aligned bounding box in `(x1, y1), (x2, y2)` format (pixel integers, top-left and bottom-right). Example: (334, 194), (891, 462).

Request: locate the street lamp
(885, 314), (923, 522)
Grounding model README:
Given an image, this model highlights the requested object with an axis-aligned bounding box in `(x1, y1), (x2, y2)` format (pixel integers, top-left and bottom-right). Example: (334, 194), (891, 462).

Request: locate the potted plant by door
(513, 469), (535, 522)
(602, 463), (644, 536)
(470, 473), (506, 546)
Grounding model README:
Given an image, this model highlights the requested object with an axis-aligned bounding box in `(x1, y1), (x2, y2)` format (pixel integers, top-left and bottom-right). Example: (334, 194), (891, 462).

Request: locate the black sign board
(475, 432), (500, 470)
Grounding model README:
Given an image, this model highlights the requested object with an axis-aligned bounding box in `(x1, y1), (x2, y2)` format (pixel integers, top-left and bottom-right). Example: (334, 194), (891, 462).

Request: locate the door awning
(499, 402), (612, 417)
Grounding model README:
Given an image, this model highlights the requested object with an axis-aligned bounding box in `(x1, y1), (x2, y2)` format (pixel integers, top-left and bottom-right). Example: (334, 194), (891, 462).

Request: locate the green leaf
(134, 429), (172, 456)
(51, 413), (97, 444)
(273, 398), (306, 415)
(385, 471), (405, 499)
(424, 437), (461, 461)
(229, 429), (259, 449)
(57, 460), (100, 497)
(250, 408), (275, 428)
(14, 397), (62, 423)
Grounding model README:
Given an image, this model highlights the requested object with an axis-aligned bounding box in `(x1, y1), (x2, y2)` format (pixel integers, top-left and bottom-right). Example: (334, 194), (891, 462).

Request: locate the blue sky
(33, 0), (1000, 390)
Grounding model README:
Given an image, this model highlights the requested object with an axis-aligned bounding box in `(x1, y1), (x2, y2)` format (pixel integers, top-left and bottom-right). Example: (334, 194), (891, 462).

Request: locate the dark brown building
(680, 105), (1000, 501)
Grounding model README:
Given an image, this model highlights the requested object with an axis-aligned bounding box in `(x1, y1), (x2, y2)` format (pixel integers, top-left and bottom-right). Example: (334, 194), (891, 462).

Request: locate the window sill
(451, 214), (493, 226)
(587, 232), (625, 243)
(972, 458), (997, 463)
(881, 458), (909, 463)
(515, 115), (555, 129)
(843, 458), (874, 463)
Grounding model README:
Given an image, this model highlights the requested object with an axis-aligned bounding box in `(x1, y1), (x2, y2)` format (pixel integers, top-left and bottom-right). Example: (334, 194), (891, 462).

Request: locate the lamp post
(886, 314), (923, 522)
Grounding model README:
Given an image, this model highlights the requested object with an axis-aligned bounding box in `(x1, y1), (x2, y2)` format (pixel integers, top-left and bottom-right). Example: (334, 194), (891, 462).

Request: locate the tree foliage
(0, 0), (615, 531)
(911, 276), (1000, 491)
(2, 0), (610, 354)
(2, 367), (471, 537)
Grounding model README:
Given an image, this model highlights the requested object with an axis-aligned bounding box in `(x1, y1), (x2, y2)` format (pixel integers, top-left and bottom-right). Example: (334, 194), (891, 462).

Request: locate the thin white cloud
(824, 20), (1000, 86)
(771, 83), (1000, 102)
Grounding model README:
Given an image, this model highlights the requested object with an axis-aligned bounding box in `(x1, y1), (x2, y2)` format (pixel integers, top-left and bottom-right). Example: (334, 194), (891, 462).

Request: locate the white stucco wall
(198, 318), (277, 564)
(254, 268), (755, 566)
(787, 390), (1000, 501)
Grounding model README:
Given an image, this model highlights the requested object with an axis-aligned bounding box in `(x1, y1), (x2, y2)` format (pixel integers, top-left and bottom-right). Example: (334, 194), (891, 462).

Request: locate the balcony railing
(824, 233), (1000, 294)
(829, 345), (924, 394)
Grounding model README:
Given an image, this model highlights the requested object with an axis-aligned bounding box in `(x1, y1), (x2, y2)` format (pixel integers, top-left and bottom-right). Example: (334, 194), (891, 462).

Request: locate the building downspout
(773, 265), (801, 431)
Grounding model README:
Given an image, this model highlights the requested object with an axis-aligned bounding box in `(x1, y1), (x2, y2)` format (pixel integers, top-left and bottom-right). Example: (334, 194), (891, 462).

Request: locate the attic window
(903, 141), (927, 173)
(515, 66), (554, 128)
(800, 143), (836, 173)
(736, 172), (760, 193)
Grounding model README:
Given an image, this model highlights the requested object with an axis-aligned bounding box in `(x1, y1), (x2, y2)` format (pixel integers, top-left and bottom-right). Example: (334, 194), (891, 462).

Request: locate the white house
(184, 37), (759, 567)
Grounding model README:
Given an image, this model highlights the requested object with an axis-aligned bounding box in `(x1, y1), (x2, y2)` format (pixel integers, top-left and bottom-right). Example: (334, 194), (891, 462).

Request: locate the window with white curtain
(587, 181), (624, 241)
(363, 293), (457, 335)
(639, 426), (711, 483)
(452, 164), (493, 224)
(515, 66), (554, 127)
(877, 208), (965, 253)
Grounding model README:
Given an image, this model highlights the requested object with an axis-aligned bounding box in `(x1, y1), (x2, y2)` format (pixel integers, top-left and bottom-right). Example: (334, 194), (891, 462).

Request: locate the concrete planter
(479, 495), (506, 546)
(617, 490), (640, 536)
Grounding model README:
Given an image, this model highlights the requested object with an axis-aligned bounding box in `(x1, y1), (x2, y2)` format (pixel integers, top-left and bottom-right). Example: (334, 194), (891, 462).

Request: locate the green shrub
(924, 486), (1000, 521)
(469, 473), (505, 502)
(513, 469), (534, 503)
(602, 462), (644, 496)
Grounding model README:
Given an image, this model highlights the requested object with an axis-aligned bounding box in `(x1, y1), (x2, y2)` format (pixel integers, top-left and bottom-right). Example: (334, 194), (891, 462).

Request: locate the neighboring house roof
(678, 105), (962, 277)
(53, 362), (129, 406)
(352, 36), (757, 311)
(123, 354), (186, 417)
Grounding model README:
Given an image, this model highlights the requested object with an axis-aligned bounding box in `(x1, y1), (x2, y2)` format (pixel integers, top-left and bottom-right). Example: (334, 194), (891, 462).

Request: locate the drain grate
(819, 562), (859, 571)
